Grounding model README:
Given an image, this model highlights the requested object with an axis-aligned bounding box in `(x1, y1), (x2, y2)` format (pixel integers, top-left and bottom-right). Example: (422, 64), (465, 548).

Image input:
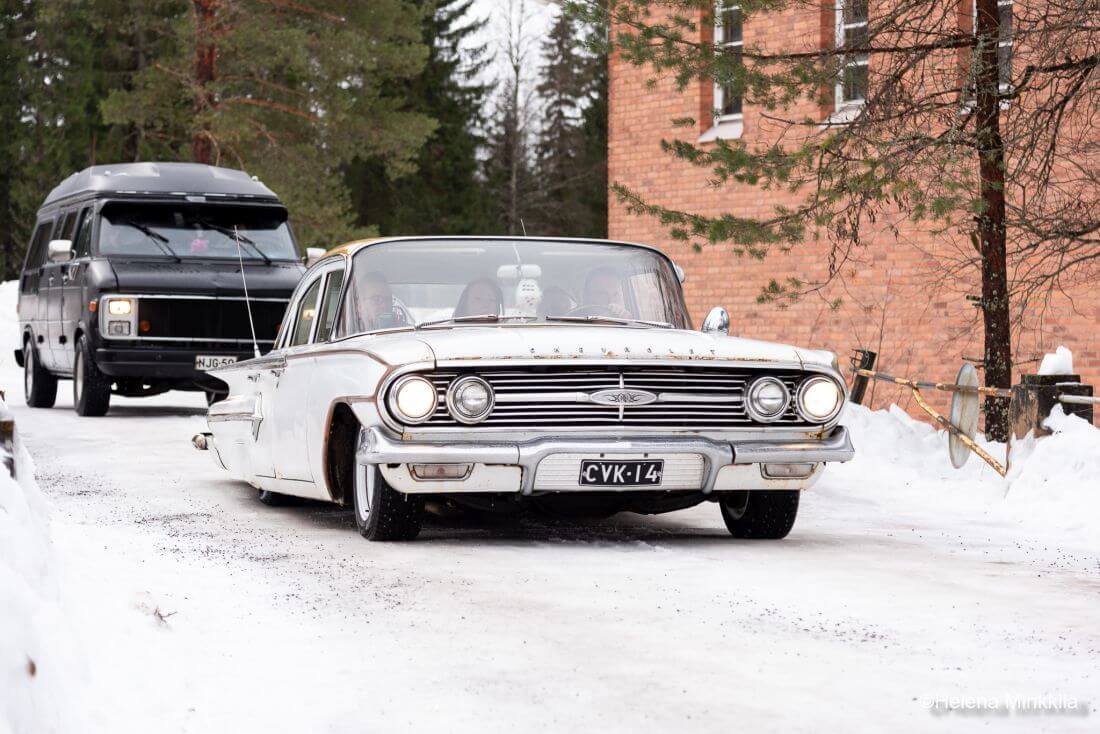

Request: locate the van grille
(137, 298), (286, 343)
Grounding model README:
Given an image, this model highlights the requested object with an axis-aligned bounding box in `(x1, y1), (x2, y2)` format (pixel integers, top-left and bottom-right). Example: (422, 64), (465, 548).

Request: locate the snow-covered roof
(42, 162), (279, 207)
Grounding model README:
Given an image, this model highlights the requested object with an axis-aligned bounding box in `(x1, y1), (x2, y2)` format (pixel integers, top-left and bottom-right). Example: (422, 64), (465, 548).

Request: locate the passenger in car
(454, 278), (503, 317)
(354, 271), (404, 330)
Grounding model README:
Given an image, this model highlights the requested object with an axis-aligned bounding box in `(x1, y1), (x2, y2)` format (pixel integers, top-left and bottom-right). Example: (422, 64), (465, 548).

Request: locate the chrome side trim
(207, 394), (263, 439)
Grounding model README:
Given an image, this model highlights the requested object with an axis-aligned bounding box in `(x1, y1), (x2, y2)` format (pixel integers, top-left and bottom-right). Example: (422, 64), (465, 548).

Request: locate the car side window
(288, 278), (322, 347)
(72, 208), (93, 258)
(315, 270), (345, 343)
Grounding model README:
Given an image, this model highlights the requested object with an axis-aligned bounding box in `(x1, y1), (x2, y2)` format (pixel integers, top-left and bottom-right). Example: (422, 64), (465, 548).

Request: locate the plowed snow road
(8, 368), (1097, 733)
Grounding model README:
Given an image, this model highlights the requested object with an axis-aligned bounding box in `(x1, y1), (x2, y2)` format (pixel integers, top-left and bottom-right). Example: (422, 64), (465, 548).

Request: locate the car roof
(323, 236), (679, 266)
(42, 162), (280, 208)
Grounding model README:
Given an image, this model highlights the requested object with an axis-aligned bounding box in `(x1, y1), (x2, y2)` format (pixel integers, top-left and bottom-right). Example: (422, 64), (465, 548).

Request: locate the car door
(269, 263), (345, 483)
(58, 207), (93, 371)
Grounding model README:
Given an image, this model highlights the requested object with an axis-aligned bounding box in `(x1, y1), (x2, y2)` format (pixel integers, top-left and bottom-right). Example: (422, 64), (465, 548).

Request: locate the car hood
(343, 325), (837, 370)
(108, 259), (304, 297)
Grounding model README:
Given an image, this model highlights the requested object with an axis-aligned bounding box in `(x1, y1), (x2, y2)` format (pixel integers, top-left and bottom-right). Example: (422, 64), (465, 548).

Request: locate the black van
(16, 162), (310, 415)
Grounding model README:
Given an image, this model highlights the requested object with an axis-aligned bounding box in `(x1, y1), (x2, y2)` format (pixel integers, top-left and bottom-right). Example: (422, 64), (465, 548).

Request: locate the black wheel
(24, 341), (58, 408)
(719, 490), (800, 539)
(73, 335), (111, 417)
(353, 430), (423, 541)
(257, 488), (299, 507)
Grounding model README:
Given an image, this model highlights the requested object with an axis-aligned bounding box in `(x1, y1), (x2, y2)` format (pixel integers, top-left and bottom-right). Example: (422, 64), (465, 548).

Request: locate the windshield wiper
(416, 314), (536, 329)
(197, 220), (272, 265)
(116, 220), (181, 262)
(545, 314), (673, 329)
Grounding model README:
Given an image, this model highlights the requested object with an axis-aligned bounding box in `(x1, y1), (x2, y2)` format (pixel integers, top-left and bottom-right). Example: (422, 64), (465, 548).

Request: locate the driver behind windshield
(582, 266), (630, 318)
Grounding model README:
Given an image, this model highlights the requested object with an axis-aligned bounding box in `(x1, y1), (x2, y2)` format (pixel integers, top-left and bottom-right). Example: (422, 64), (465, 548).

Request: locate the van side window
(72, 208), (93, 258)
(57, 211), (77, 241)
(289, 278), (322, 347)
(20, 222), (54, 294)
(315, 270), (345, 343)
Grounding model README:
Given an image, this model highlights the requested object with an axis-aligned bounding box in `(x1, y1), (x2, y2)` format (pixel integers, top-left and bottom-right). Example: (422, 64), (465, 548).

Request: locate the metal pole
(848, 350), (877, 404)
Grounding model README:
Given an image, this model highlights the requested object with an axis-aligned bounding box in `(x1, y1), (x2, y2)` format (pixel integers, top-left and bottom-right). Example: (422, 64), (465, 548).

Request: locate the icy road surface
(7, 368), (1098, 733)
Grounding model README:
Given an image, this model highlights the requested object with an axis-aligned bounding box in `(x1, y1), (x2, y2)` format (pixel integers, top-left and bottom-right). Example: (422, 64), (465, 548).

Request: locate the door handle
(268, 368), (285, 377)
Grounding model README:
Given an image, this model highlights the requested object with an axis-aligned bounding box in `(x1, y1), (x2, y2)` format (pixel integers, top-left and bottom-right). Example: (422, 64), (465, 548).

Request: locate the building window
(714, 1), (742, 120)
(835, 0), (868, 109)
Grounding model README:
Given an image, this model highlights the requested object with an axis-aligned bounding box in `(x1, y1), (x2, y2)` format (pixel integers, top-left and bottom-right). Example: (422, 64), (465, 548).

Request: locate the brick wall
(608, 3), (1100, 418)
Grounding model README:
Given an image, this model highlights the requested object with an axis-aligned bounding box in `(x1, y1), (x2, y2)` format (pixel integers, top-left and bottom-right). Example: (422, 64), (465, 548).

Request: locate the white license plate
(195, 355), (238, 370)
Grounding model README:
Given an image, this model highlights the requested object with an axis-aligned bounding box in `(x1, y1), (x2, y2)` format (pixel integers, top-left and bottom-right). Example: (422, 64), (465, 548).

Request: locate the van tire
(24, 342), (58, 408)
(73, 335), (111, 417)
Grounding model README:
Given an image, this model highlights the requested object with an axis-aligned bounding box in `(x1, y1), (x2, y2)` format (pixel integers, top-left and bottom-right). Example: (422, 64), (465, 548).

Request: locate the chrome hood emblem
(589, 388), (658, 406)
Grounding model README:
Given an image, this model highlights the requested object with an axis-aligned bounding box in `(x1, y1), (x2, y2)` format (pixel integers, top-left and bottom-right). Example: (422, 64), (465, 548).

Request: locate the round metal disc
(949, 364), (980, 468)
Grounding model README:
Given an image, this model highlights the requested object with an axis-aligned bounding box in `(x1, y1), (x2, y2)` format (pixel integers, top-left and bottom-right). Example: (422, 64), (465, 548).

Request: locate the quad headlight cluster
(387, 373), (496, 425)
(746, 375), (844, 424)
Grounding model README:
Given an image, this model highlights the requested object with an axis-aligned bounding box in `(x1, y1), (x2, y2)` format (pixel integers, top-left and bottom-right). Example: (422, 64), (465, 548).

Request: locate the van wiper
(117, 220), (181, 262)
(545, 314), (673, 328)
(416, 314), (535, 329)
(197, 220), (272, 265)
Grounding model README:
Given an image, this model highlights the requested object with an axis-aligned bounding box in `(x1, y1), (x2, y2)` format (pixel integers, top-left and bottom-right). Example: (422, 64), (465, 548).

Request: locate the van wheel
(718, 490), (800, 539)
(73, 335), (111, 417)
(352, 431), (423, 541)
(24, 342), (58, 408)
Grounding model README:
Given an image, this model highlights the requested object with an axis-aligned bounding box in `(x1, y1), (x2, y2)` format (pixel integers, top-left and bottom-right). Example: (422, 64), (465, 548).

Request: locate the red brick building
(608, 1), (1099, 415)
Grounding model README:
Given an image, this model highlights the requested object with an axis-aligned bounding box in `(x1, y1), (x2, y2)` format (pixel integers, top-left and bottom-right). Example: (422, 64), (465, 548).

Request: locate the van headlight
(797, 376), (844, 423)
(107, 298), (133, 316)
(446, 376), (494, 424)
(746, 376), (790, 422)
(387, 375), (437, 424)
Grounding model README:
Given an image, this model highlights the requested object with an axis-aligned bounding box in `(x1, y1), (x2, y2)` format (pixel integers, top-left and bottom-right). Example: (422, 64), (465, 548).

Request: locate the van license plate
(195, 355), (238, 370)
(579, 460), (664, 486)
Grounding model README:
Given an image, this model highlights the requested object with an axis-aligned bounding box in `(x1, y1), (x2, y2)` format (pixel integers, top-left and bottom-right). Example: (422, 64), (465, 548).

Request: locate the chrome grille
(418, 366), (812, 429)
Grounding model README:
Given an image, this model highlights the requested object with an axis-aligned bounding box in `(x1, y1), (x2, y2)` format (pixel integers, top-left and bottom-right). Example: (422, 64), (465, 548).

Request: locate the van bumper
(95, 346), (254, 383)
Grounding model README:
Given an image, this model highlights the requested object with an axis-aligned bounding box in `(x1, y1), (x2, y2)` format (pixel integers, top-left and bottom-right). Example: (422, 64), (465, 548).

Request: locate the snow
(0, 399), (87, 734)
(1038, 345), (1075, 376)
(2, 279), (1099, 732)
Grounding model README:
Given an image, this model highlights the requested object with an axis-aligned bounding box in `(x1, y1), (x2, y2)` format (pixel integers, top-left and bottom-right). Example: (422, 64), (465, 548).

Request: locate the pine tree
(347, 0), (493, 236)
(531, 6), (607, 238)
(101, 0), (436, 249)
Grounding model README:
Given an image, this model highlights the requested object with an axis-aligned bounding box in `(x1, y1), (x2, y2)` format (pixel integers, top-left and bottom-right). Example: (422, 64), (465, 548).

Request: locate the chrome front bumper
(358, 426), (854, 494)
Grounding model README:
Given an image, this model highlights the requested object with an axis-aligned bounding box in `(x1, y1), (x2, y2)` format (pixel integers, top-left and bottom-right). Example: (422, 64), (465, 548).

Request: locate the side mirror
(305, 247), (326, 267)
(701, 306), (729, 336)
(48, 240), (73, 263)
(673, 264), (686, 283)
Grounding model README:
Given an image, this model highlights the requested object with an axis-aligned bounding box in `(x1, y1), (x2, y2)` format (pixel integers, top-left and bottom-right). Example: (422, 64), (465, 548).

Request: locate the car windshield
(97, 203), (298, 261)
(336, 239), (690, 337)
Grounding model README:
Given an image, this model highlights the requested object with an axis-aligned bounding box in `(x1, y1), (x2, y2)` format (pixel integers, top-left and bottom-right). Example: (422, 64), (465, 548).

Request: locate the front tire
(24, 342), (58, 408)
(719, 490), (800, 539)
(353, 431), (423, 541)
(73, 335), (111, 417)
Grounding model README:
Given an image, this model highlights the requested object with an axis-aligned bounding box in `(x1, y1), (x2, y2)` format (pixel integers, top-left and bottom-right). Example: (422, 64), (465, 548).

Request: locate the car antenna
(233, 225), (262, 359)
(520, 219), (528, 237)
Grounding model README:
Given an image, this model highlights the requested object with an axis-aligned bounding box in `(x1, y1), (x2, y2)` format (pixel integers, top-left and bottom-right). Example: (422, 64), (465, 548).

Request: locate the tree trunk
(191, 0), (218, 164)
(973, 0), (1011, 441)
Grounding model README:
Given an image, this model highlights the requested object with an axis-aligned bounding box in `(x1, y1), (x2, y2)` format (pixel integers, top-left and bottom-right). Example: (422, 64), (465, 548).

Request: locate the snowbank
(0, 404), (85, 734)
(826, 401), (1100, 546)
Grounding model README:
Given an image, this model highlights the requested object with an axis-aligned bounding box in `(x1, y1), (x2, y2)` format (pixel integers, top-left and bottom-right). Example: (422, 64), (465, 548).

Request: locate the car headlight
(446, 375), (494, 424)
(797, 376), (844, 423)
(107, 298), (133, 316)
(745, 376), (790, 422)
(387, 375), (437, 424)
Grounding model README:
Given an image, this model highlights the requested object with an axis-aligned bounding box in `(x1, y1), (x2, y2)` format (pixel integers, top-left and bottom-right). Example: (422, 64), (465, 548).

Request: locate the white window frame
(835, 0), (869, 111)
(713, 1), (743, 124)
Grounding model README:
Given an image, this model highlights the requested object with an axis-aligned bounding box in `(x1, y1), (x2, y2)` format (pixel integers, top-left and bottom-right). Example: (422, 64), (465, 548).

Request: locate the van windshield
(97, 204), (298, 261)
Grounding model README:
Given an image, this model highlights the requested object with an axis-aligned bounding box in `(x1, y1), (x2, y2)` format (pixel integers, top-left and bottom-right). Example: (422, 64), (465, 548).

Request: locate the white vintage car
(196, 237), (853, 541)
